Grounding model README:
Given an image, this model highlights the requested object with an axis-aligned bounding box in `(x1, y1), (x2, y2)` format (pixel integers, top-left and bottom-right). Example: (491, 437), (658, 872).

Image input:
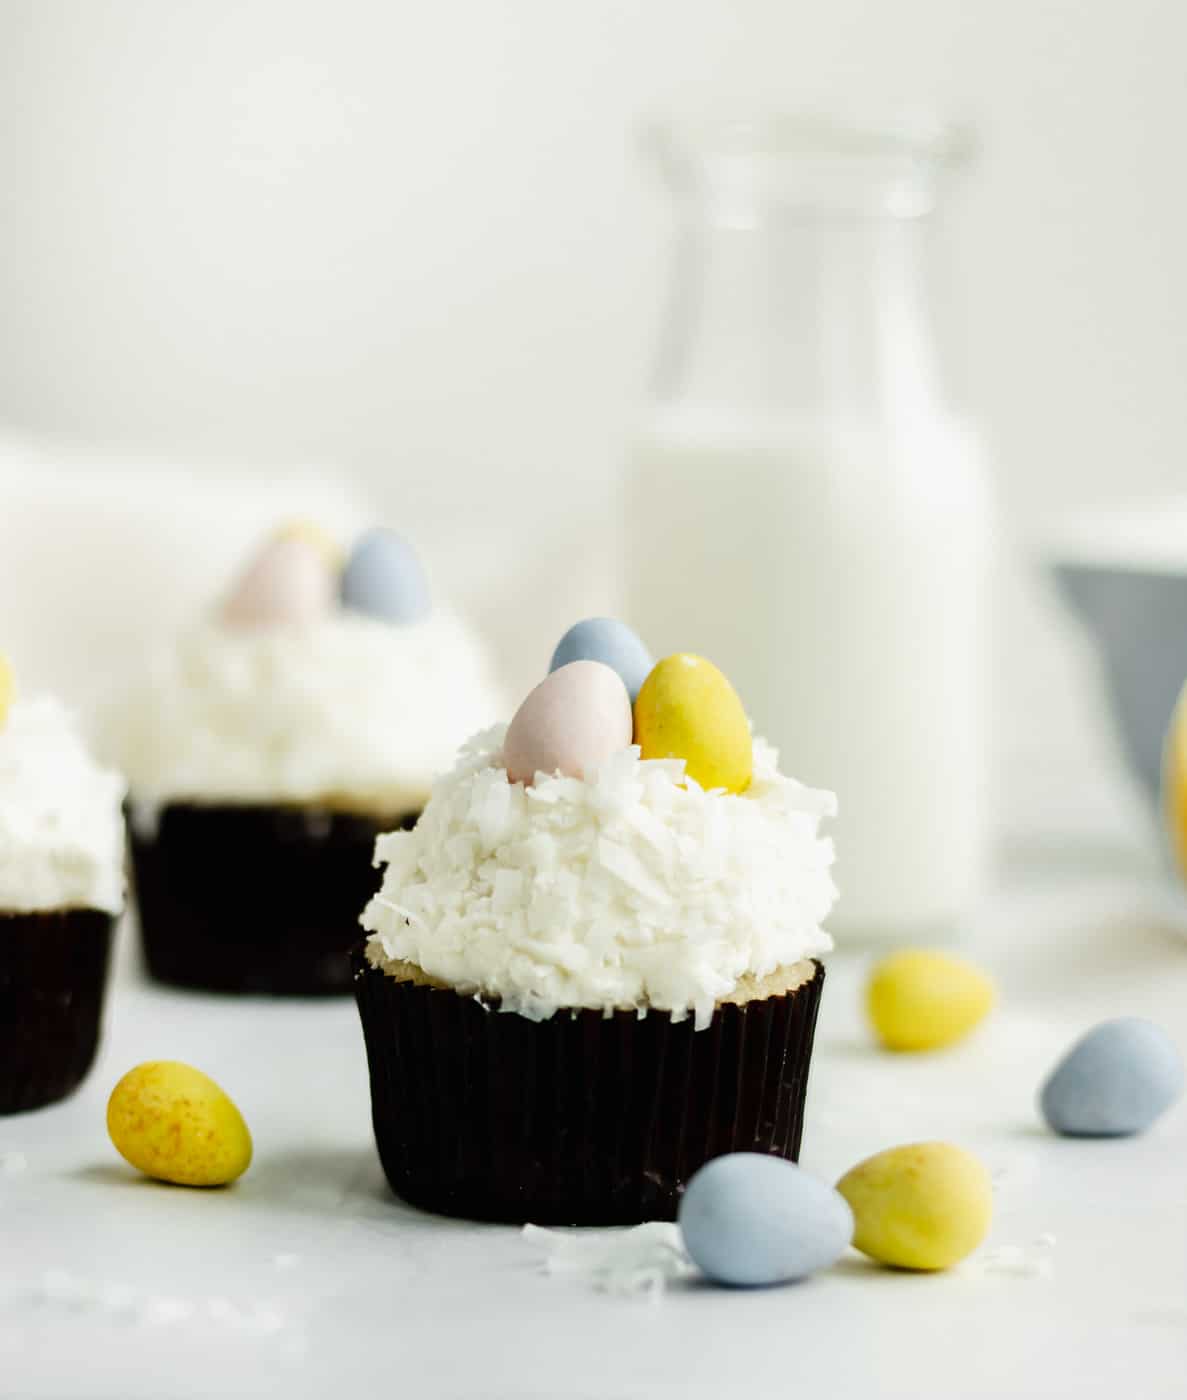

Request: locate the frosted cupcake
(0, 656), (127, 1113)
(355, 621), (836, 1224)
(102, 526), (505, 996)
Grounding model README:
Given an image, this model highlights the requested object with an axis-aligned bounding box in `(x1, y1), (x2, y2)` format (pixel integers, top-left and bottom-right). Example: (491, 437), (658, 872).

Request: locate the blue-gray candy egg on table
(549, 618), (653, 701)
(1039, 1017), (1184, 1137)
(341, 529), (431, 624)
(678, 1153), (854, 1287)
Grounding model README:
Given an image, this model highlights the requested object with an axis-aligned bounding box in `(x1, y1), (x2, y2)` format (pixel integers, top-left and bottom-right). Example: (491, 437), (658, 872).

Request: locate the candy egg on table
(1039, 1018), (1184, 1138)
(678, 1154), (854, 1288)
(0, 651), (12, 729)
(221, 532), (334, 627)
(503, 660), (633, 784)
(340, 527), (431, 624)
(107, 1061), (253, 1187)
(866, 950), (995, 1052)
(836, 1141), (992, 1272)
(633, 653), (752, 794)
(1163, 682), (1187, 882)
(549, 618), (653, 702)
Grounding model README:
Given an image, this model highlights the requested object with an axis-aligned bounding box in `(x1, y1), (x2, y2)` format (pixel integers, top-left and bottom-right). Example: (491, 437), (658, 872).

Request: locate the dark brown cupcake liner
(353, 950), (825, 1225)
(0, 910), (115, 1114)
(130, 803), (418, 996)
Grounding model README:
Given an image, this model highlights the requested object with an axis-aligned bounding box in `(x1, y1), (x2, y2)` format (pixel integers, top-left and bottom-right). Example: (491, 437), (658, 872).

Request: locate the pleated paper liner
(130, 803), (418, 995)
(0, 910), (115, 1114)
(353, 950), (825, 1225)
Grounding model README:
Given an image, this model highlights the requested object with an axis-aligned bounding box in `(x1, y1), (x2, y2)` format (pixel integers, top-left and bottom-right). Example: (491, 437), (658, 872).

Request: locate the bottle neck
(654, 207), (945, 431)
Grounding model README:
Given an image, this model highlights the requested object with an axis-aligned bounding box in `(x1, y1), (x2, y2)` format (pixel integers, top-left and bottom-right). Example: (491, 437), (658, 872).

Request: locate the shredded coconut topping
(362, 725), (836, 1023)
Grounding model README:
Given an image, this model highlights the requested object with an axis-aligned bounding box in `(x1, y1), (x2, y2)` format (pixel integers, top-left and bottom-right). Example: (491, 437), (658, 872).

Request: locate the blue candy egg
(678, 1153), (853, 1288)
(341, 529), (430, 624)
(1039, 1018), (1184, 1138)
(549, 618), (653, 701)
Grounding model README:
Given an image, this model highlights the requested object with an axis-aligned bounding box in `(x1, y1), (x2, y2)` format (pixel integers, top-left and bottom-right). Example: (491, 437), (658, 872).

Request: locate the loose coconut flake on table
(963, 1234), (1057, 1281)
(522, 1223), (697, 1299)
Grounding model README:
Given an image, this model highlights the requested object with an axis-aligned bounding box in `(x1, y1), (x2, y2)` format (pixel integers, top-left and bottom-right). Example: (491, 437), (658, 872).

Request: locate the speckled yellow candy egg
(107, 1061), (253, 1187)
(866, 950), (995, 1052)
(837, 1141), (992, 1271)
(0, 651), (12, 730)
(633, 654), (752, 794)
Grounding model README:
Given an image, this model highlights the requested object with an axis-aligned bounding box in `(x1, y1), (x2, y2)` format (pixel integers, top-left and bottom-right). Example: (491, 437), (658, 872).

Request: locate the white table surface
(2, 862), (1185, 1400)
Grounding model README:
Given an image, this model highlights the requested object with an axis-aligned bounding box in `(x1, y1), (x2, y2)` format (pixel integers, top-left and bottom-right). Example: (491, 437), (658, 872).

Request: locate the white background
(1, 0), (1186, 814)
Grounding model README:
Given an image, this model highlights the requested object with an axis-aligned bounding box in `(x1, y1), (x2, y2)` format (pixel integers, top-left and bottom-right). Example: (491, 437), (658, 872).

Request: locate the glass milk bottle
(626, 116), (992, 943)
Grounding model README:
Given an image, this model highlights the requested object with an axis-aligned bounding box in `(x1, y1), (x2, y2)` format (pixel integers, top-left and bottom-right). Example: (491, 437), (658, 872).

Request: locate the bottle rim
(640, 108), (975, 165)
(640, 108), (975, 220)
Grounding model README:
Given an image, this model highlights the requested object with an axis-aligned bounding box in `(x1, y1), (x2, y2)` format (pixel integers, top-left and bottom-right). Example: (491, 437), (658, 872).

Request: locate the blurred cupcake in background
(0, 654), (127, 1113)
(100, 523), (506, 996)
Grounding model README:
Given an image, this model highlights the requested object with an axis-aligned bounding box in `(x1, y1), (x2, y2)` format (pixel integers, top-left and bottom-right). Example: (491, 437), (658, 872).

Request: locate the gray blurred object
(1052, 502), (1187, 803)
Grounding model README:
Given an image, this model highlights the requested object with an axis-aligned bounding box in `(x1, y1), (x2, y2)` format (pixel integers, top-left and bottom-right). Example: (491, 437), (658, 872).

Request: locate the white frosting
(100, 610), (507, 817)
(362, 726), (836, 1025)
(0, 699), (126, 914)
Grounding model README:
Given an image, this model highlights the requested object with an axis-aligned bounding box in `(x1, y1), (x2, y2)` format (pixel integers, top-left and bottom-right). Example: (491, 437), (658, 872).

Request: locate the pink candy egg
(504, 660), (632, 784)
(221, 535), (334, 627)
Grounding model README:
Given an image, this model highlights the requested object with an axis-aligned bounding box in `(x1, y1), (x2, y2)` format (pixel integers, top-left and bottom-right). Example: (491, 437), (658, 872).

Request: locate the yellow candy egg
(277, 518), (344, 570)
(107, 1061), (253, 1187)
(633, 654), (752, 794)
(0, 651), (12, 730)
(837, 1141), (992, 1271)
(1164, 683), (1187, 881)
(866, 949), (995, 1052)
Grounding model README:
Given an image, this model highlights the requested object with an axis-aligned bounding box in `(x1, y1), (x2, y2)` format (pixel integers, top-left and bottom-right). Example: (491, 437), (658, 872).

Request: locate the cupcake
(0, 656), (127, 1113)
(101, 525), (506, 996)
(354, 625), (836, 1224)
